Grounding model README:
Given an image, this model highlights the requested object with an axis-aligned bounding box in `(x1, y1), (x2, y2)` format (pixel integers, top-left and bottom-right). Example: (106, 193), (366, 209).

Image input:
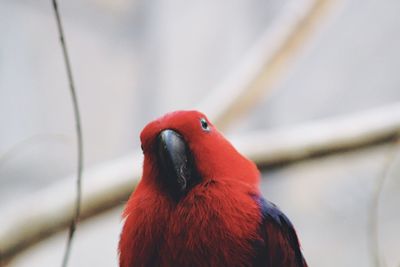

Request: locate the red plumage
(119, 110), (307, 267)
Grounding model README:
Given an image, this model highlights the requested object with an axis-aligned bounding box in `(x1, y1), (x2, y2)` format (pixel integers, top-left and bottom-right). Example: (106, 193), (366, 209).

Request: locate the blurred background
(1, 0), (400, 266)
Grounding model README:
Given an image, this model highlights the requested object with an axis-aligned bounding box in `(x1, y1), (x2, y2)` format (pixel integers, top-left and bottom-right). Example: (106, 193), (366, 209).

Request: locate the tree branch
(51, 1), (83, 266)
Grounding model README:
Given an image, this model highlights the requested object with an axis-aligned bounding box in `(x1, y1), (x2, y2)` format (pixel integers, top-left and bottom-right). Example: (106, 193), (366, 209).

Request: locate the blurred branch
(0, 154), (141, 264)
(2, 102), (400, 262)
(199, 0), (335, 130)
(234, 104), (400, 167)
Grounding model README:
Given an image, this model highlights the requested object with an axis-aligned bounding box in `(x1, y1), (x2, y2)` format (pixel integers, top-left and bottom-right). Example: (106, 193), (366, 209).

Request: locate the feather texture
(119, 110), (307, 267)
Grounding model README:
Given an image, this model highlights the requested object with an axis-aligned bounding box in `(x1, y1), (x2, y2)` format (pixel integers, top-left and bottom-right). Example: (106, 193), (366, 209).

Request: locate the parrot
(119, 110), (307, 267)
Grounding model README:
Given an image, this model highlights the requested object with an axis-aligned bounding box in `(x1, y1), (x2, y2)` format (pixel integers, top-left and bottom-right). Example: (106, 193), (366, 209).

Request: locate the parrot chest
(156, 188), (261, 267)
(121, 182), (262, 267)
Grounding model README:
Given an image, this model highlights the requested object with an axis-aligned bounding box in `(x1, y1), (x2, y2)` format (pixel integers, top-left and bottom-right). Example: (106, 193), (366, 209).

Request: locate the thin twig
(368, 138), (400, 267)
(51, 1), (84, 267)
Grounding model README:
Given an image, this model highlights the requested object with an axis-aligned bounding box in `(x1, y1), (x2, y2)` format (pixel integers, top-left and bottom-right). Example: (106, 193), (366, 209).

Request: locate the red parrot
(119, 110), (307, 267)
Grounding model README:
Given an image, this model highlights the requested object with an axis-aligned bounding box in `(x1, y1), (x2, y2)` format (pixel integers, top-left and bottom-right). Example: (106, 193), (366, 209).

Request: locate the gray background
(1, 0), (400, 266)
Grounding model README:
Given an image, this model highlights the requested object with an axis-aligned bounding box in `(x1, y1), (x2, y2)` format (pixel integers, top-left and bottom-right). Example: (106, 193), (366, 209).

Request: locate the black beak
(157, 129), (198, 199)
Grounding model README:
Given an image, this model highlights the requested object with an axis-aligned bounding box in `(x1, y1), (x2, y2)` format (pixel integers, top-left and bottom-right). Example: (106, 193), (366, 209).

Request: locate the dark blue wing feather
(252, 195), (307, 267)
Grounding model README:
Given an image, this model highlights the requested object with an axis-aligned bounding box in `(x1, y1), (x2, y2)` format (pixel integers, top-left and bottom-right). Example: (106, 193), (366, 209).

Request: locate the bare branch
(51, 1), (83, 266)
(234, 104), (400, 167)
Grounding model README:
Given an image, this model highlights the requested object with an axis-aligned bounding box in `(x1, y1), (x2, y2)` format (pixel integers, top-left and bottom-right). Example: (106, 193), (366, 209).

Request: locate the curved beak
(157, 129), (198, 198)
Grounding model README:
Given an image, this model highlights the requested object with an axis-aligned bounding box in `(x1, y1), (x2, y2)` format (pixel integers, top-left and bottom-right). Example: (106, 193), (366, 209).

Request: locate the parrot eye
(200, 118), (210, 132)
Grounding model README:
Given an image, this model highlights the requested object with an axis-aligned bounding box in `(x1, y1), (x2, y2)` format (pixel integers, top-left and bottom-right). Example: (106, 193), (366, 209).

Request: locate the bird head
(139, 110), (259, 200)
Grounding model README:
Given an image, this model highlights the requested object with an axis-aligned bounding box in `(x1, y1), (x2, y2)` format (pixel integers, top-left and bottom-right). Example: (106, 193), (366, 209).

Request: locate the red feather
(119, 110), (306, 267)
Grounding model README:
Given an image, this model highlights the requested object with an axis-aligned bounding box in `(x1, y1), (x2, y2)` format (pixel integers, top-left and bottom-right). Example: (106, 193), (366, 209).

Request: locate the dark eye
(200, 118), (210, 132)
